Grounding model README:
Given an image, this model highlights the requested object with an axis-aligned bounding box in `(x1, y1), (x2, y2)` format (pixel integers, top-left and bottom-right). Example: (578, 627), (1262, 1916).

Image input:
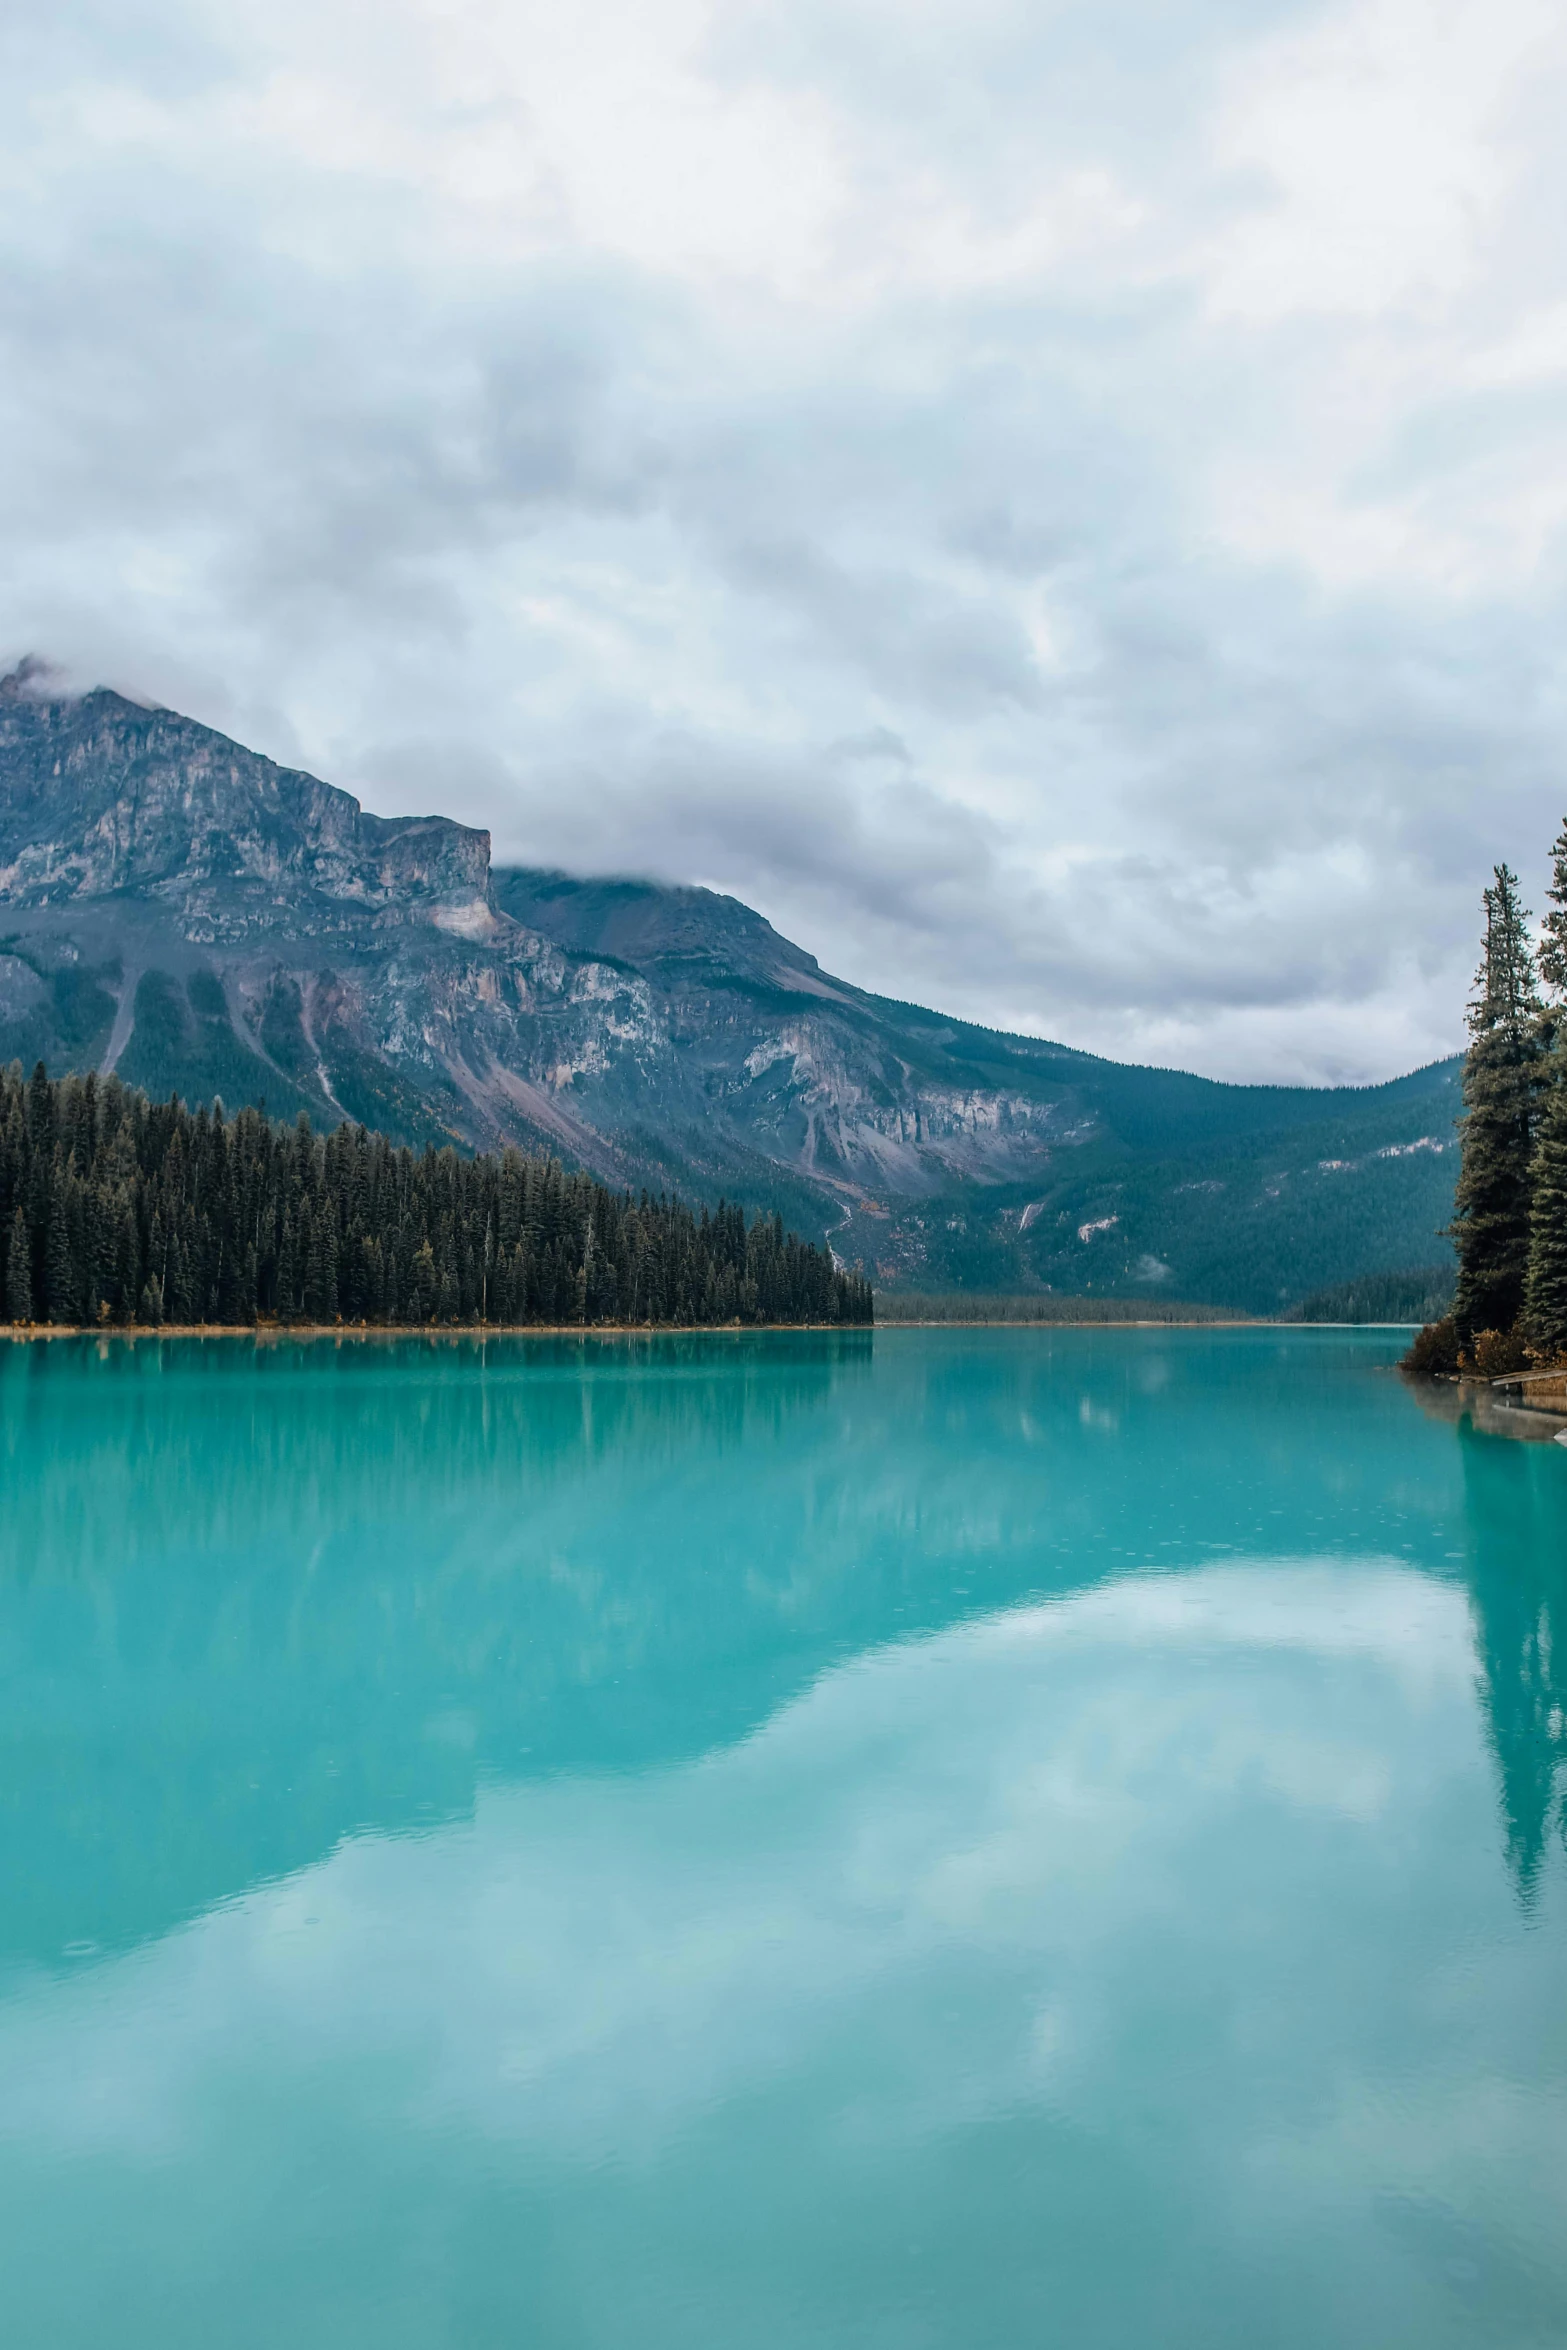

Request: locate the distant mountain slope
(495, 869), (1460, 1310)
(0, 665), (1460, 1309)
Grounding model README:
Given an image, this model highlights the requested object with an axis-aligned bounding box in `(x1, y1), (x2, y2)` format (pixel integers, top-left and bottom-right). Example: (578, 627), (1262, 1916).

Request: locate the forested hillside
(495, 868), (1462, 1313)
(0, 1063), (870, 1329)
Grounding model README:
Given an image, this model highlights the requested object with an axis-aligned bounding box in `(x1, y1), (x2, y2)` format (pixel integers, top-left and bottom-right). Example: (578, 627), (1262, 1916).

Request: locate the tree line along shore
(0, 1064), (873, 1331)
(1406, 818), (1567, 1378)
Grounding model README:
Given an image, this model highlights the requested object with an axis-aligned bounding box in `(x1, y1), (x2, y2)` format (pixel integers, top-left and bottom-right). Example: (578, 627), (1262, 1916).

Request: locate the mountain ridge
(0, 666), (1461, 1309)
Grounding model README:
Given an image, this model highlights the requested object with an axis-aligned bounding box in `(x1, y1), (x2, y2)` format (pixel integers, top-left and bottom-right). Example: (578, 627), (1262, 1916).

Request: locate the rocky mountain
(0, 663), (1460, 1309)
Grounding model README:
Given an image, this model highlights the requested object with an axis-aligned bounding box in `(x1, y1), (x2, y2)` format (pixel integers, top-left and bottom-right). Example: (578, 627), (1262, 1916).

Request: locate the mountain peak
(0, 656), (68, 705)
(0, 669), (493, 939)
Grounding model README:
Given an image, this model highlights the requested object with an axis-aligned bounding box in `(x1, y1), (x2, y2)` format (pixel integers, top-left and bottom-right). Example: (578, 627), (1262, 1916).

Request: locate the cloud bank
(4, 0), (1567, 1079)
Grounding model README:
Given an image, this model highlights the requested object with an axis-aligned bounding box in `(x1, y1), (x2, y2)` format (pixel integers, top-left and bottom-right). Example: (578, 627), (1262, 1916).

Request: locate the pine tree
(1525, 819), (1567, 1356)
(45, 1184), (74, 1324)
(6, 1206), (32, 1322)
(410, 1238), (437, 1321)
(1538, 815), (1567, 1004)
(303, 1196), (337, 1321)
(273, 1208), (295, 1320)
(1523, 1068), (1567, 1357)
(1452, 865), (1542, 1346)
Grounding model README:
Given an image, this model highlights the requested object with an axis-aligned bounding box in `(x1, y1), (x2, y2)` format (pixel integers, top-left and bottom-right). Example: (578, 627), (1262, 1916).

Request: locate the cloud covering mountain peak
(2, 0), (1564, 1081)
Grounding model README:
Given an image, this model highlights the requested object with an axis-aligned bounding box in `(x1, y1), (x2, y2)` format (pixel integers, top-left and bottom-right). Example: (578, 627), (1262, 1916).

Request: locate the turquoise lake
(2, 1326), (1566, 2347)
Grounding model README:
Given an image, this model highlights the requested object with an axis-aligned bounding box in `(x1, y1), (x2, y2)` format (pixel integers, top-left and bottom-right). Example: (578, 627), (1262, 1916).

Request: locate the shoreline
(1403, 1369), (1567, 1442)
(0, 1316), (1401, 1343)
(0, 1320), (873, 1342)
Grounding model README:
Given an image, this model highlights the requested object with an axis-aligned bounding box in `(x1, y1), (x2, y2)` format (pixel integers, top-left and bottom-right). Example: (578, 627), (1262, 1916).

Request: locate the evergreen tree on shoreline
(1525, 819), (1567, 1358)
(4, 1205), (31, 1324)
(1451, 865), (1541, 1347)
(1538, 816), (1567, 1005)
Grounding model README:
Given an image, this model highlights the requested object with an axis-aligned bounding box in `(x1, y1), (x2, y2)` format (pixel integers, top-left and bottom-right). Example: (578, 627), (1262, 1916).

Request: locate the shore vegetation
(0, 1063), (872, 1331)
(1407, 821), (1567, 1376)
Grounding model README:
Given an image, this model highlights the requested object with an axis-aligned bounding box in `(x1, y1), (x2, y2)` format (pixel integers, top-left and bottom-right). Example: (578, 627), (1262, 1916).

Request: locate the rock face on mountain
(0, 667), (493, 930)
(0, 664), (1460, 1308)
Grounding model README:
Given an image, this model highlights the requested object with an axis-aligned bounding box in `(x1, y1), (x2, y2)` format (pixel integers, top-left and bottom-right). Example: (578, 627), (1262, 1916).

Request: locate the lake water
(2, 1327), (1566, 2348)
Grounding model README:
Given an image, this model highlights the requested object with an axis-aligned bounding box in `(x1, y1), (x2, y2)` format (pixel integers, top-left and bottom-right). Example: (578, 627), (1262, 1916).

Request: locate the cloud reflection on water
(2, 1560), (1562, 2348)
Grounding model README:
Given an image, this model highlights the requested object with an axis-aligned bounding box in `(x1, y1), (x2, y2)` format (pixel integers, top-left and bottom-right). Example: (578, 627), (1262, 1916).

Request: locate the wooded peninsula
(0, 1065), (873, 1331)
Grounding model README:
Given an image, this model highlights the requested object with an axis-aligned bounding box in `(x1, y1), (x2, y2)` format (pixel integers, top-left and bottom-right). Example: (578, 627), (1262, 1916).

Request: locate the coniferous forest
(1407, 819), (1567, 1375)
(0, 1064), (873, 1330)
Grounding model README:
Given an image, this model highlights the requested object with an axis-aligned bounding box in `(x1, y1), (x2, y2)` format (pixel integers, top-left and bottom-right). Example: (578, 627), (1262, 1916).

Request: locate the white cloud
(1204, 0), (1553, 322)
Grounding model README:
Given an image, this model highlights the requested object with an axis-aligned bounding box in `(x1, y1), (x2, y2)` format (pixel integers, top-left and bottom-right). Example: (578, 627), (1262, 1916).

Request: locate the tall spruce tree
(1452, 865), (1542, 1345)
(1525, 819), (1567, 1357)
(5, 1205), (31, 1323)
(1538, 815), (1567, 1004)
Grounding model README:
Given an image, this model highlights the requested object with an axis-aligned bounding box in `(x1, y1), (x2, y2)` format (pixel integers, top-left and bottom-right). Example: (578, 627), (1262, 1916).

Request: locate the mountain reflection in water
(2, 1328), (1563, 1972)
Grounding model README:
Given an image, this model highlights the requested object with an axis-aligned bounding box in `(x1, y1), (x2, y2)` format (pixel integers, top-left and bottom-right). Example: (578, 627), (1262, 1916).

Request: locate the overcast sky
(4, 0), (1567, 1082)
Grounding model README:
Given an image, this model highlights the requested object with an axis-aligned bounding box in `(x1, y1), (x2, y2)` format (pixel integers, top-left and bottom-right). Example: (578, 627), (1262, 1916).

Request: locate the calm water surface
(2, 1327), (1566, 2348)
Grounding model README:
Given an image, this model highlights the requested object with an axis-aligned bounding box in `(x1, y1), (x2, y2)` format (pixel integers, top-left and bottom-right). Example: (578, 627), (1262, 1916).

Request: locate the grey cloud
(826, 726), (911, 765)
(3, 0), (1566, 1080)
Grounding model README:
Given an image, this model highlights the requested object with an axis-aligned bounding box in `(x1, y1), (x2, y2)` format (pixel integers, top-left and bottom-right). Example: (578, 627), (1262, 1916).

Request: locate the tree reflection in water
(1409, 1376), (1567, 1898)
(1463, 1430), (1567, 1899)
